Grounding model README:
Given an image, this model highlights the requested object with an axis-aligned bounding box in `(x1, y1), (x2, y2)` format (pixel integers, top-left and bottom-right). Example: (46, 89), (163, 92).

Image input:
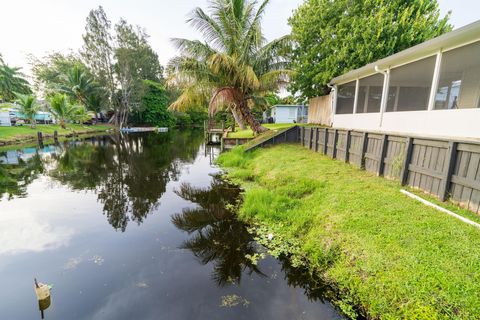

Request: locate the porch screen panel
(336, 81), (356, 114)
(357, 73), (384, 113)
(386, 56), (436, 112)
(434, 40), (480, 110)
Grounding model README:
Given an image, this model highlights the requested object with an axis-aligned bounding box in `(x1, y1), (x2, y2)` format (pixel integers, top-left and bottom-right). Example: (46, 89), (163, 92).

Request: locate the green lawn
(218, 144), (480, 319)
(0, 124), (111, 144)
(227, 123), (297, 139)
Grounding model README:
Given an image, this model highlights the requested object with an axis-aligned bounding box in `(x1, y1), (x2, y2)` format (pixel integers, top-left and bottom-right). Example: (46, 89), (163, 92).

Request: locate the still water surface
(0, 130), (341, 319)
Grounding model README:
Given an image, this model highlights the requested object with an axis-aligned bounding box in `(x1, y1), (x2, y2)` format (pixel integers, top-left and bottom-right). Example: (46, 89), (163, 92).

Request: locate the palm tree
(14, 94), (41, 128)
(0, 62), (31, 102)
(72, 105), (92, 124)
(58, 65), (95, 106)
(48, 93), (79, 129)
(168, 0), (291, 135)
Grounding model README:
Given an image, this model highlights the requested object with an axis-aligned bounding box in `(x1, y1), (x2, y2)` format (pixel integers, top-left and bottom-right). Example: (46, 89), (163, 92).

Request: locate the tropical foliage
(0, 56), (31, 101)
(130, 80), (176, 127)
(58, 65), (96, 107)
(168, 0), (291, 135)
(14, 93), (41, 128)
(30, 53), (104, 116)
(48, 93), (84, 129)
(288, 0), (452, 98)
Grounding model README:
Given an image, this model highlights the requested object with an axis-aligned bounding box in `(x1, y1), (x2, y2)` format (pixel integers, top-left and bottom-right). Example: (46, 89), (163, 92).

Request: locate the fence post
(309, 128), (313, 150)
(439, 141), (458, 201)
(360, 132), (368, 169)
(323, 129), (328, 155)
(53, 130), (58, 142)
(332, 129), (338, 159)
(314, 128), (319, 152)
(400, 137), (414, 185)
(378, 135), (389, 176)
(345, 130), (351, 163)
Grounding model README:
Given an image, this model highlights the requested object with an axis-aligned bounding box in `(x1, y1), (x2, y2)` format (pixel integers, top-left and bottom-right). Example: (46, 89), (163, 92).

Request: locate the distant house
(270, 105), (308, 124)
(12, 110), (54, 124)
(0, 111), (11, 127)
(329, 20), (480, 139)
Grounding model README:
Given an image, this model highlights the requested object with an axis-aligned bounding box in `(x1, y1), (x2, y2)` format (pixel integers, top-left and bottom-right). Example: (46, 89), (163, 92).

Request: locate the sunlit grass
(0, 124), (111, 143)
(218, 144), (480, 319)
(227, 123), (297, 139)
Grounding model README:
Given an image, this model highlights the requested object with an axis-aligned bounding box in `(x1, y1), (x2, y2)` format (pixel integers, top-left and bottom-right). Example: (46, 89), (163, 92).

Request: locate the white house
(270, 105), (308, 124)
(330, 20), (480, 140)
(0, 111), (11, 127)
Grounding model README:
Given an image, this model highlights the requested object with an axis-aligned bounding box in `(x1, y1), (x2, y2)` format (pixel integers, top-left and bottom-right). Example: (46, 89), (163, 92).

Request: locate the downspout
(327, 84), (336, 127)
(375, 65), (390, 128)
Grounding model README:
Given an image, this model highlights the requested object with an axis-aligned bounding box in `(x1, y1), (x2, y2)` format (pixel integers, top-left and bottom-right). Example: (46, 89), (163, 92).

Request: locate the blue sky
(1, 0), (478, 75)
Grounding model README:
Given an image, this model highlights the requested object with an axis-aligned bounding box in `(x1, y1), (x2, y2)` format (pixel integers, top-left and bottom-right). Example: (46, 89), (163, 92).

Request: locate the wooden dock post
(37, 132), (44, 148)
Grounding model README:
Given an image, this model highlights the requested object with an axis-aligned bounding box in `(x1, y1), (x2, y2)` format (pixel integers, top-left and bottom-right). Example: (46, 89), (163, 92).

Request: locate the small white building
(330, 20), (480, 139)
(0, 111), (11, 127)
(270, 105), (308, 124)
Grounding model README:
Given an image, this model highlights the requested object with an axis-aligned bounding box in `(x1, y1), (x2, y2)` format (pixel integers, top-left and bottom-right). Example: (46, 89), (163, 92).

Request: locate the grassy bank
(227, 123), (297, 138)
(0, 124), (112, 145)
(218, 144), (480, 319)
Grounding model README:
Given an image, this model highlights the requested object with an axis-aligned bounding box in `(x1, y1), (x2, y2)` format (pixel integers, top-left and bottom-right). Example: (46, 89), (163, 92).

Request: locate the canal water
(0, 130), (341, 319)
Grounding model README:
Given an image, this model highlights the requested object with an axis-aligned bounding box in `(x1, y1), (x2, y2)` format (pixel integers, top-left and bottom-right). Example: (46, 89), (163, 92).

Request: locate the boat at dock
(120, 127), (168, 133)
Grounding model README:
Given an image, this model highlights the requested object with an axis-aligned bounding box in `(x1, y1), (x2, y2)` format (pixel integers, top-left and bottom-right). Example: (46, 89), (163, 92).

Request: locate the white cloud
(0, 214), (73, 255)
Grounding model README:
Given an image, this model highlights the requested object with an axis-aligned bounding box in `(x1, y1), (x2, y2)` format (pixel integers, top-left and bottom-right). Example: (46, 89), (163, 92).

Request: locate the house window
(356, 74), (384, 113)
(434, 41), (480, 110)
(386, 56), (436, 112)
(336, 81), (356, 114)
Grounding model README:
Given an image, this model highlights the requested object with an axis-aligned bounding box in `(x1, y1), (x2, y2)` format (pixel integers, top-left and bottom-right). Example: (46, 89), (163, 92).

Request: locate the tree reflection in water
(48, 130), (203, 231)
(173, 176), (341, 305)
(0, 130), (204, 231)
(0, 150), (45, 200)
(172, 176), (265, 286)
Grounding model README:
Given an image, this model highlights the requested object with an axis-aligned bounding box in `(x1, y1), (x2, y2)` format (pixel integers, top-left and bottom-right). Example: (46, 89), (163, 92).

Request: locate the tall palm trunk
(231, 108), (246, 130)
(236, 99), (267, 135)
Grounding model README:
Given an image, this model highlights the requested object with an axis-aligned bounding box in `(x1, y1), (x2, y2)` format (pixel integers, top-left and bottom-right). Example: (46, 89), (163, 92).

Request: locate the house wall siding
(333, 108), (480, 139)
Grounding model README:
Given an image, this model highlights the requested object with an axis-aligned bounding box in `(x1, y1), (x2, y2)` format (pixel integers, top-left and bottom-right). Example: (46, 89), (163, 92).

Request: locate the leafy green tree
(168, 0), (291, 135)
(48, 93), (81, 129)
(289, 0), (452, 98)
(14, 93), (41, 128)
(130, 80), (175, 127)
(30, 52), (106, 116)
(0, 58), (31, 101)
(114, 19), (164, 126)
(81, 6), (117, 121)
(81, 7), (164, 127)
(30, 52), (83, 93)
